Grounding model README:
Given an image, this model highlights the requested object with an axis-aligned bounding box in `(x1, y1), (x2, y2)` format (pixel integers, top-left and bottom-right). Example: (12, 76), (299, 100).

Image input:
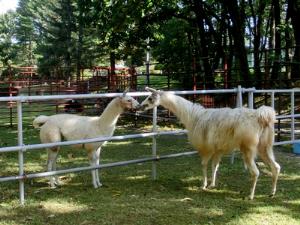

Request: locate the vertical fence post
(146, 38), (150, 86)
(9, 104), (13, 127)
(17, 100), (25, 205)
(236, 85), (243, 108)
(231, 85), (243, 164)
(271, 91), (275, 108)
(291, 91), (295, 142)
(152, 106), (157, 180)
(248, 89), (254, 109)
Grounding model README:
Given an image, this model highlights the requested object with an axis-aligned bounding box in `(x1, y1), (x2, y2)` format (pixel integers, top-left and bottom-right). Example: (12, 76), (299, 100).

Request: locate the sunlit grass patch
(40, 200), (89, 214)
(125, 175), (148, 181)
(232, 205), (300, 225)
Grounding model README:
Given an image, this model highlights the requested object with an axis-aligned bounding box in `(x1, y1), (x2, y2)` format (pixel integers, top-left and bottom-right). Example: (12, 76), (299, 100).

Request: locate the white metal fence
(0, 86), (299, 205)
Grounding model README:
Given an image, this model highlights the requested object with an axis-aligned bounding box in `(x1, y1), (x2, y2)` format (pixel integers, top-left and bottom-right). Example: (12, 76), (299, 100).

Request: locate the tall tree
(223, 0), (250, 86)
(35, 0), (76, 78)
(270, 0), (282, 82)
(191, 0), (214, 88)
(2, 0), (298, 88)
(0, 11), (17, 67)
(248, 0), (268, 88)
(287, 0), (300, 80)
(16, 0), (37, 66)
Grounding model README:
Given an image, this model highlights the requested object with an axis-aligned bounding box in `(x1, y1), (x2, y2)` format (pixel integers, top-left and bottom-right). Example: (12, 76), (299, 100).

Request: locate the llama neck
(99, 98), (123, 127)
(160, 93), (198, 128)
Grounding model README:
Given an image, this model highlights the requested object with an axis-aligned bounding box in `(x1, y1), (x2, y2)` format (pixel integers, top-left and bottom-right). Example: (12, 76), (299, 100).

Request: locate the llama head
(118, 91), (140, 110)
(139, 87), (162, 111)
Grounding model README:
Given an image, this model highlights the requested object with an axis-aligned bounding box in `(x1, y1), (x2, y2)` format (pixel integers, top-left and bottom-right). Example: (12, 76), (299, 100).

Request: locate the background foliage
(1, 0), (300, 88)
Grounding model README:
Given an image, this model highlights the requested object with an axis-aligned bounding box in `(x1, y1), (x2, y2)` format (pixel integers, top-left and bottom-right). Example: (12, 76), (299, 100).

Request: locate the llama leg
(52, 153), (62, 186)
(41, 124), (61, 188)
(258, 147), (281, 197)
(243, 150), (260, 200)
(47, 148), (59, 188)
(208, 154), (222, 188)
(95, 147), (102, 187)
(201, 153), (213, 190)
(88, 150), (99, 188)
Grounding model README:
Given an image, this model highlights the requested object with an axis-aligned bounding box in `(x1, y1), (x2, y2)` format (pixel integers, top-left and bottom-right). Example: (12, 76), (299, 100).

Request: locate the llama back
(187, 106), (275, 154)
(187, 107), (245, 153)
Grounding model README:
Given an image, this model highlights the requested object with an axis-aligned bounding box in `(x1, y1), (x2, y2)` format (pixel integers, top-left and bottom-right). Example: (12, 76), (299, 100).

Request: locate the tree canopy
(0, 0), (299, 88)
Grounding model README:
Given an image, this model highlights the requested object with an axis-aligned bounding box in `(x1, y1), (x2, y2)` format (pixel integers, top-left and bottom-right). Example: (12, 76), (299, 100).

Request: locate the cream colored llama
(33, 93), (140, 188)
(139, 87), (280, 200)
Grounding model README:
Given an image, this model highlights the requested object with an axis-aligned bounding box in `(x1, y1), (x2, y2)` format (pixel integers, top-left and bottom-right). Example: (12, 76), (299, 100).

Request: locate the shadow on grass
(2, 165), (300, 225)
(2, 149), (300, 225)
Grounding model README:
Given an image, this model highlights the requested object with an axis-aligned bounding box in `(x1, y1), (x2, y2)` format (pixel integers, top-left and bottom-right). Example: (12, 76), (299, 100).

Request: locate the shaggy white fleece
(33, 95), (140, 188)
(140, 88), (280, 200)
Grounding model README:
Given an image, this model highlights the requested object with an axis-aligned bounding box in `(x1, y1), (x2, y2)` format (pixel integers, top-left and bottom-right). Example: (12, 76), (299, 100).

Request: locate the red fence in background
(0, 66), (138, 97)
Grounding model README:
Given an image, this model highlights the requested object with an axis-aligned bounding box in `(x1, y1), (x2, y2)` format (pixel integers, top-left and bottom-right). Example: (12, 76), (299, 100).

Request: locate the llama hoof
(50, 184), (57, 189)
(49, 181), (57, 189)
(207, 185), (216, 189)
(54, 180), (62, 186)
(201, 186), (208, 191)
(93, 183), (102, 188)
(269, 194), (275, 198)
(243, 195), (254, 200)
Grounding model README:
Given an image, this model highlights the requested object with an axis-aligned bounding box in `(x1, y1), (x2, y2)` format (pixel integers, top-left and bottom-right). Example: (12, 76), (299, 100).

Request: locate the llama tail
(33, 115), (49, 128)
(257, 106), (276, 155)
(256, 106), (276, 127)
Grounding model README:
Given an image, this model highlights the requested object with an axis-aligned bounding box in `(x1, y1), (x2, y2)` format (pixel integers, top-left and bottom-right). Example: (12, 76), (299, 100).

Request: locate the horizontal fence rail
(0, 130), (188, 153)
(0, 86), (299, 205)
(0, 151), (198, 183)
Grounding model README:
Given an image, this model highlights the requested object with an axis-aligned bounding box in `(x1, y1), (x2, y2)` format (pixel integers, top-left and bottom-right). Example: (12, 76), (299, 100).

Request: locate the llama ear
(145, 87), (158, 93)
(146, 87), (162, 96)
(122, 88), (129, 97)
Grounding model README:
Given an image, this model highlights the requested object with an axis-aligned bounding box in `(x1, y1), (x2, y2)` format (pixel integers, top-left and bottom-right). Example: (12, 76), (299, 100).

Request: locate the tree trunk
(76, 3), (84, 81)
(271, 0), (281, 85)
(285, 2), (292, 86)
(249, 0), (266, 88)
(212, 7), (226, 84)
(192, 0), (214, 89)
(288, 0), (300, 80)
(65, 0), (73, 79)
(110, 51), (116, 91)
(224, 0), (250, 86)
(186, 31), (196, 90)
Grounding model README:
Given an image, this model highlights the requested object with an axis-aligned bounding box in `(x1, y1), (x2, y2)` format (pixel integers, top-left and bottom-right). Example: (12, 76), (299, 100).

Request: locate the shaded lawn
(0, 117), (300, 225)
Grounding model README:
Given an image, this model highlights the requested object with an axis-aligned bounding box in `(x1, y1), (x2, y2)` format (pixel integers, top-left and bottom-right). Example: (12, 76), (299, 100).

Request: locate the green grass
(0, 113), (300, 225)
(137, 73), (181, 90)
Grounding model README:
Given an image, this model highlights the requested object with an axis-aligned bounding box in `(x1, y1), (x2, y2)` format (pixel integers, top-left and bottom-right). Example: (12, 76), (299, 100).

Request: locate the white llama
(139, 87), (280, 200)
(33, 93), (140, 188)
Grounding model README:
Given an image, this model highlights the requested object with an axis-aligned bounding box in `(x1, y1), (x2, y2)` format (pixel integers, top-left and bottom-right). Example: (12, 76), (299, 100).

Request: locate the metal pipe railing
(0, 151), (198, 182)
(152, 106), (158, 180)
(0, 130), (188, 153)
(291, 91), (295, 141)
(17, 101), (25, 205)
(0, 88), (241, 103)
(0, 86), (299, 205)
(231, 86), (244, 164)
